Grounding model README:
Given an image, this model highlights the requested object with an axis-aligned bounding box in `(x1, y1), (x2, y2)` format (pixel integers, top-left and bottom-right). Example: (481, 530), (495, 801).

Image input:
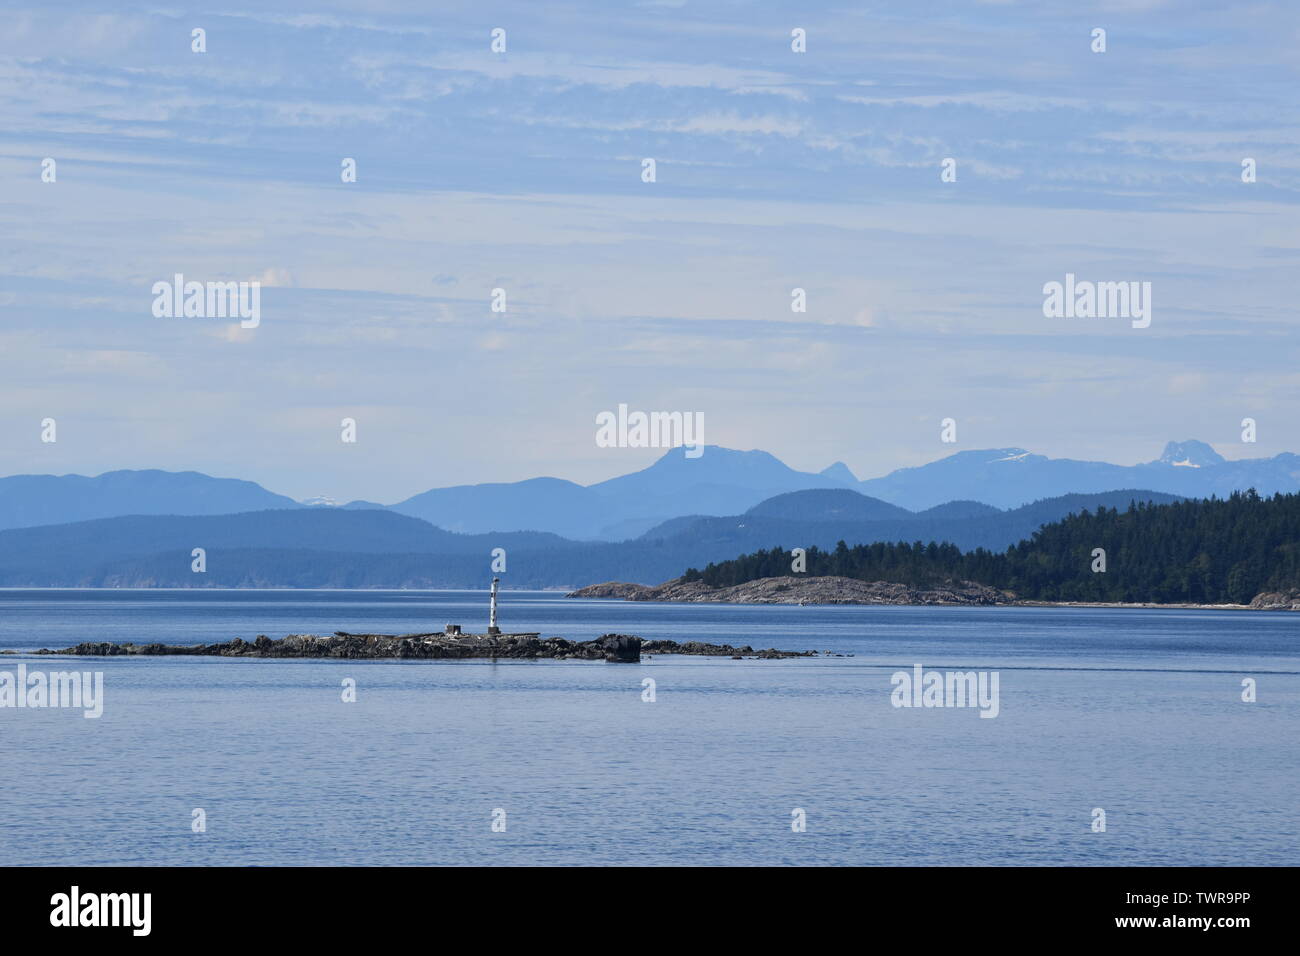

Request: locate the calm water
(1, 589), (1296, 866)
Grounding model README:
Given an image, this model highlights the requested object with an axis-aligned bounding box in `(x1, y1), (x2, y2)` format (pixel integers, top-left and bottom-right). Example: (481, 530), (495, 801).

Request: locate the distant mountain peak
(1155, 440), (1224, 469)
(987, 448), (1032, 462)
(819, 461), (858, 483)
(591, 446), (820, 491)
(646, 445), (778, 468)
(745, 487), (912, 522)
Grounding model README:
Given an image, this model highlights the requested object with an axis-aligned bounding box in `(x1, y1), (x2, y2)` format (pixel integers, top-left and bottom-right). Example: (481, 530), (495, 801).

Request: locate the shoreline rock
(569, 575), (1012, 606)
(569, 575), (1300, 611)
(1247, 589), (1300, 611)
(27, 631), (814, 661)
(563, 581), (654, 600)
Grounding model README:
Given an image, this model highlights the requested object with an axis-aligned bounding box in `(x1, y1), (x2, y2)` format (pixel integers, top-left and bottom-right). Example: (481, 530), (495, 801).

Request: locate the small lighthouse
(488, 576), (501, 635)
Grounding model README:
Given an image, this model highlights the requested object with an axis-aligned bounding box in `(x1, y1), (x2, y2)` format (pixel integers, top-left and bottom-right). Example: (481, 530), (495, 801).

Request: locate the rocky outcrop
(30, 632), (812, 661)
(594, 634), (641, 662)
(565, 581), (653, 599)
(641, 639), (814, 659)
(33, 632), (645, 661)
(570, 575), (1013, 606)
(1249, 590), (1300, 610)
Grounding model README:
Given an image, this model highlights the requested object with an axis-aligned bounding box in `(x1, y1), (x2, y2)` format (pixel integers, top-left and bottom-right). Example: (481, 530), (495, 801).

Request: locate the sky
(1, 0), (1298, 503)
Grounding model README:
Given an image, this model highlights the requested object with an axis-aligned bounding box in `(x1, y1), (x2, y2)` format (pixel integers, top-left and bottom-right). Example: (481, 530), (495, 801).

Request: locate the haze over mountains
(0, 440), (1295, 539)
(0, 439), (1292, 588)
(0, 470), (297, 531)
(0, 488), (1184, 589)
(857, 440), (1300, 511)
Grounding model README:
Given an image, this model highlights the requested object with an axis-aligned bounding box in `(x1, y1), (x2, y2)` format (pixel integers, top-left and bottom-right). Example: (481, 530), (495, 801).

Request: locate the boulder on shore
(594, 633), (641, 662)
(1249, 590), (1300, 610)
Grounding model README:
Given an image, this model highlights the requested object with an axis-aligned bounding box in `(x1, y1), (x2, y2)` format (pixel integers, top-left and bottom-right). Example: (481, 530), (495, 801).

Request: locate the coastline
(566, 576), (1300, 611)
(1012, 600), (1256, 610)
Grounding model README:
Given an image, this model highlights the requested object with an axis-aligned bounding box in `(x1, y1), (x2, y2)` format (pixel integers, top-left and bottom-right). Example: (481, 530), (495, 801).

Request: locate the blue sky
(1, 0), (1298, 502)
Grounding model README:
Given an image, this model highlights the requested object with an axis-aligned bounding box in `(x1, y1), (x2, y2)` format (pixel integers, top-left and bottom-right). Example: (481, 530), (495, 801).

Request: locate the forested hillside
(683, 490), (1300, 604)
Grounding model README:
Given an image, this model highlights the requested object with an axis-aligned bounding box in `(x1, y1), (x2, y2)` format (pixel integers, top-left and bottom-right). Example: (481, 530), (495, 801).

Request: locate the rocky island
(26, 631), (815, 662)
(568, 575), (1013, 606)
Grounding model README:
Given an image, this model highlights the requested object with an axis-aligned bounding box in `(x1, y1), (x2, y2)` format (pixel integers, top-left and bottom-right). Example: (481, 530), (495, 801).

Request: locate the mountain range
(0, 488), (1185, 589)
(0, 439), (1294, 539)
(856, 440), (1300, 511)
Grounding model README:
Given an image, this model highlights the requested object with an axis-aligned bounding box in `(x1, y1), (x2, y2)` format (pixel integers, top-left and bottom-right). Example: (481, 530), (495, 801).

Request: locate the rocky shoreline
(1247, 589), (1300, 610)
(568, 575), (1013, 606)
(567, 575), (1300, 610)
(24, 631), (815, 662)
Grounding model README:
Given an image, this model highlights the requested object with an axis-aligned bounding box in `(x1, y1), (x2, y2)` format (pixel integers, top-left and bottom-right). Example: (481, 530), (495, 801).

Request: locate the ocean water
(0, 589), (1296, 866)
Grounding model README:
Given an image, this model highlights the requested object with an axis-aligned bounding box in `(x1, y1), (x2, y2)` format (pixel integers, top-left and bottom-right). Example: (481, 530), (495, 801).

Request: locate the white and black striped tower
(488, 576), (501, 635)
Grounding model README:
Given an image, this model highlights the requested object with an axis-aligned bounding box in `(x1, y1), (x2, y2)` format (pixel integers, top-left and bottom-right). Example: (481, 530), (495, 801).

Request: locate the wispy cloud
(0, 0), (1296, 499)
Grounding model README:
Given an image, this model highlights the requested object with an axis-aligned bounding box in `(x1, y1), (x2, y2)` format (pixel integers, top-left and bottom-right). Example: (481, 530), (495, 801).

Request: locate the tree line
(681, 490), (1300, 603)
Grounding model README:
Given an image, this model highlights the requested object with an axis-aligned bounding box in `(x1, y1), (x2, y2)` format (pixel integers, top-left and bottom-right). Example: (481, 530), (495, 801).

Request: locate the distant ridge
(0, 469), (299, 531)
(746, 488), (911, 523)
(2, 440), (1296, 537)
(857, 443), (1300, 511)
(916, 500), (1002, 520)
(0, 488), (1186, 589)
